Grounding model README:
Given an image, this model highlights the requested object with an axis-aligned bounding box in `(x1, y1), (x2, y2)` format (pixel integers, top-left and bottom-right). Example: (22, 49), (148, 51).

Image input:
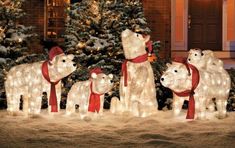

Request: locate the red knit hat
(89, 68), (103, 78)
(49, 46), (64, 61)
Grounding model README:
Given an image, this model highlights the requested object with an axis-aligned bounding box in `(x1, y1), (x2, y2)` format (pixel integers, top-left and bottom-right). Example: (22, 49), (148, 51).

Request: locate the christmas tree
(0, 0), (42, 103)
(63, 0), (168, 109)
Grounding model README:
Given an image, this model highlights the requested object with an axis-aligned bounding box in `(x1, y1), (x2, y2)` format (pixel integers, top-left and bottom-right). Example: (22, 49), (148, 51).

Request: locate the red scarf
(121, 53), (148, 86)
(173, 58), (200, 119)
(88, 82), (102, 113)
(41, 61), (60, 112)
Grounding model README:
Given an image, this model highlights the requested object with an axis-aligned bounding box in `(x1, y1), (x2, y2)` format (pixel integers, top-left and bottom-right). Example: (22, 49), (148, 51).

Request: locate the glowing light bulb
(18, 38), (22, 42)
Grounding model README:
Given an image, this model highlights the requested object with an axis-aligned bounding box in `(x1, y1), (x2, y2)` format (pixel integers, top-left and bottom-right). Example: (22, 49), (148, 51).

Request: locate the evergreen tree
(227, 69), (235, 111)
(0, 0), (40, 100)
(64, 0), (166, 109)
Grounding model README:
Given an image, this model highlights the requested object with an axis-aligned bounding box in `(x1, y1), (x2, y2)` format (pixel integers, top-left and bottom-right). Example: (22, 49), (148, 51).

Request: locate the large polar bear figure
(111, 29), (157, 117)
(66, 68), (113, 119)
(5, 46), (76, 115)
(160, 60), (231, 119)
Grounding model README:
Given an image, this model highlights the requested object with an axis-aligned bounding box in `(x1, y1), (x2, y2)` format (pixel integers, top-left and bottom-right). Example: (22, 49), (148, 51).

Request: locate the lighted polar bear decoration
(187, 48), (224, 72)
(66, 68), (113, 119)
(111, 29), (157, 117)
(5, 46), (76, 115)
(160, 61), (231, 119)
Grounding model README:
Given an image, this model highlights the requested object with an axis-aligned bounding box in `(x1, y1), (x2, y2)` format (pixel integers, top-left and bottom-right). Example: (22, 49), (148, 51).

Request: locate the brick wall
(19, 0), (171, 58)
(142, 0), (171, 58)
(21, 0), (45, 38)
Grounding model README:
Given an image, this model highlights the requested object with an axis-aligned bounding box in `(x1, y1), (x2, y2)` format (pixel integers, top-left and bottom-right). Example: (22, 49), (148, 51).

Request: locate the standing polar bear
(160, 59), (230, 119)
(66, 68), (113, 119)
(5, 46), (76, 115)
(187, 48), (224, 72)
(111, 29), (157, 117)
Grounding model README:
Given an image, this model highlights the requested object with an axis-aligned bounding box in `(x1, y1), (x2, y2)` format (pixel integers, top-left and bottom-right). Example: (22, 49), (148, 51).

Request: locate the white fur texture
(111, 29), (157, 117)
(66, 73), (113, 119)
(5, 54), (76, 115)
(161, 62), (231, 119)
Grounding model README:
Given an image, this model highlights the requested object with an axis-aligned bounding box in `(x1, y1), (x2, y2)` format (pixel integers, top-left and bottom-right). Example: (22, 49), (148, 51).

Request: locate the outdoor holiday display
(110, 29), (157, 117)
(66, 68), (113, 119)
(160, 56), (231, 119)
(63, 0), (162, 109)
(5, 46), (76, 115)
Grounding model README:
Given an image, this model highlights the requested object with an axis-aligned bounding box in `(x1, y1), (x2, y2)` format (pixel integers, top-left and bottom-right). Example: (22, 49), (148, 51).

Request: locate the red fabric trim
(88, 82), (102, 113)
(146, 40), (153, 54)
(173, 60), (200, 119)
(41, 61), (60, 112)
(173, 57), (191, 75)
(121, 53), (148, 87)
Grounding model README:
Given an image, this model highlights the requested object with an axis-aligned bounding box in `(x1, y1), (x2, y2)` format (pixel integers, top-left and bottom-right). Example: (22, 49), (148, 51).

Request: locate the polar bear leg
(11, 87), (21, 113)
(6, 87), (14, 113)
(46, 89), (52, 114)
(110, 97), (122, 113)
(131, 101), (140, 117)
(22, 95), (29, 115)
(99, 95), (104, 115)
(120, 77), (128, 111)
(28, 89), (41, 115)
(65, 97), (76, 115)
(172, 97), (184, 116)
(197, 97), (206, 120)
(56, 82), (61, 112)
(216, 99), (227, 119)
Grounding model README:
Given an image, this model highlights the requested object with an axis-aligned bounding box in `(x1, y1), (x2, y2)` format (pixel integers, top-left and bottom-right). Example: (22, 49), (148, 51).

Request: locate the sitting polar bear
(160, 60), (230, 119)
(5, 46), (76, 115)
(66, 68), (113, 119)
(110, 29), (157, 117)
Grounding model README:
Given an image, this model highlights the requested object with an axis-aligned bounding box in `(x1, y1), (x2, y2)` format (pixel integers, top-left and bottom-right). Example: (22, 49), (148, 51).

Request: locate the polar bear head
(48, 46), (77, 82)
(90, 68), (113, 94)
(160, 62), (191, 92)
(187, 48), (206, 69)
(121, 29), (150, 59)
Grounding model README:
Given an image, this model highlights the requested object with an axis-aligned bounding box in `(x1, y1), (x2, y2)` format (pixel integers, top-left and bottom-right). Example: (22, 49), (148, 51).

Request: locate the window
(45, 0), (69, 41)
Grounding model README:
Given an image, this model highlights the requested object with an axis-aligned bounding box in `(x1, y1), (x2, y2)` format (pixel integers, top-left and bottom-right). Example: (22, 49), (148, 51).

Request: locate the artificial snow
(0, 58), (6, 64)
(0, 46), (7, 54)
(0, 110), (234, 147)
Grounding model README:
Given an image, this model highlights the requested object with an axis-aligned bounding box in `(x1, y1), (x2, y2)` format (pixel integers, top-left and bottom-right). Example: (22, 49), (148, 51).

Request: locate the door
(188, 0), (222, 50)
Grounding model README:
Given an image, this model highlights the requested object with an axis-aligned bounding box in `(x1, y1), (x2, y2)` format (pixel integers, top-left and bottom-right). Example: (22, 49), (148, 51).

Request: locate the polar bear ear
(108, 74), (113, 79)
(91, 73), (97, 79)
(166, 63), (171, 68)
(68, 54), (74, 60)
(143, 35), (150, 43)
(49, 56), (58, 66)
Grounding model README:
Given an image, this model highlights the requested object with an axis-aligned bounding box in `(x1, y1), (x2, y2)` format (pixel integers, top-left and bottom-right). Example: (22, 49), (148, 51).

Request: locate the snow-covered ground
(0, 109), (235, 148)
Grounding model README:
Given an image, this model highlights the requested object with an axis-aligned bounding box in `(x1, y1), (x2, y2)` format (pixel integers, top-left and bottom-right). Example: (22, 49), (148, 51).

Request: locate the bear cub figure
(66, 68), (113, 119)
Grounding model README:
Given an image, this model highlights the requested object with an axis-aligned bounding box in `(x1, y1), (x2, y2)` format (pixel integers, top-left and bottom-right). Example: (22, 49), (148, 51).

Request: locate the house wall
(20, 0), (172, 58)
(142, 0), (171, 58)
(21, 0), (45, 38)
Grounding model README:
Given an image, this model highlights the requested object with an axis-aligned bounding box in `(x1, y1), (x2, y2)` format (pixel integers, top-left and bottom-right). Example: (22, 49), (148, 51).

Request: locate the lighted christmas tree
(64, 0), (167, 109)
(0, 0), (40, 101)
